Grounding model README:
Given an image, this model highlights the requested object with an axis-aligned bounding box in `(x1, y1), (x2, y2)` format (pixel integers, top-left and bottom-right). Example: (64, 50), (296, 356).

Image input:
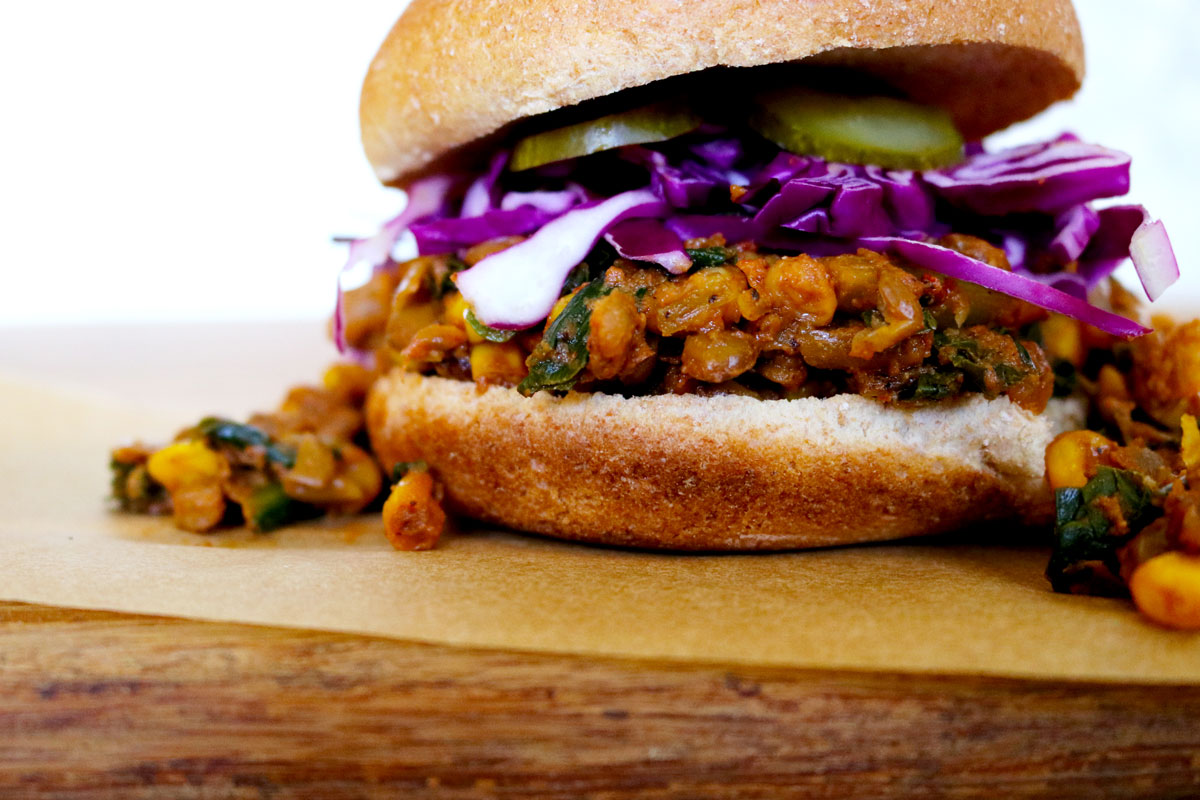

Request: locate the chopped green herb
(560, 262), (591, 296)
(934, 330), (1027, 392)
(685, 246), (735, 267)
(1055, 486), (1084, 526)
(920, 309), (938, 333)
(562, 242), (619, 296)
(940, 338), (988, 385)
(911, 371), (962, 401)
(242, 482), (302, 533)
(1012, 337), (1035, 370)
(197, 417), (296, 469)
(465, 310), (516, 342)
(434, 257), (467, 300)
(109, 459), (165, 514)
(631, 285), (654, 313)
(994, 363), (1025, 387)
(518, 279), (610, 395)
(1083, 466), (1157, 523)
(1046, 466), (1160, 595)
(933, 330), (977, 352)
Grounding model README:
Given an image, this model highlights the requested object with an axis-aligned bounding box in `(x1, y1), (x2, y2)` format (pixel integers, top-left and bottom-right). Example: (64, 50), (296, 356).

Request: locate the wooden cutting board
(3, 599), (1200, 798)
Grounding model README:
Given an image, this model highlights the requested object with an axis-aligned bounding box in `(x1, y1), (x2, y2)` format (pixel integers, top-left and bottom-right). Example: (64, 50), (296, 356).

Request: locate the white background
(1, 0), (1197, 329)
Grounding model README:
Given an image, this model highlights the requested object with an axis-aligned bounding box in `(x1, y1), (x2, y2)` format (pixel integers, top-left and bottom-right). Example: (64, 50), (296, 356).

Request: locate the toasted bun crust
(361, 0), (1084, 185)
(367, 372), (1085, 550)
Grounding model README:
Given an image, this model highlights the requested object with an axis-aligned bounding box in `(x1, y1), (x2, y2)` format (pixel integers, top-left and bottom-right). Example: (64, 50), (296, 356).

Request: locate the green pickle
(510, 102), (703, 171)
(750, 89), (964, 170)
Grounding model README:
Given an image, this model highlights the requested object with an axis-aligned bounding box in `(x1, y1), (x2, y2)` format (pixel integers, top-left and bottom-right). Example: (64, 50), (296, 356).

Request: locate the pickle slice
(750, 89), (964, 170)
(510, 102), (704, 172)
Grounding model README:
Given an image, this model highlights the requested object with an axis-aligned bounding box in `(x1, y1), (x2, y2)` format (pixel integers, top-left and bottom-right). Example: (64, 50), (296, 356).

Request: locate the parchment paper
(2, 322), (1198, 684)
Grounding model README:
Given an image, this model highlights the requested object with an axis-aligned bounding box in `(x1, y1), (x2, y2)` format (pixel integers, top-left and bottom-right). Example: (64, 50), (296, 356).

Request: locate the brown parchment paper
(1, 322), (1199, 684)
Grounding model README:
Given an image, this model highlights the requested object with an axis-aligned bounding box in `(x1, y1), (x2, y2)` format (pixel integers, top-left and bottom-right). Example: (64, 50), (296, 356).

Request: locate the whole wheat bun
(367, 372), (1085, 550)
(361, 0), (1084, 185)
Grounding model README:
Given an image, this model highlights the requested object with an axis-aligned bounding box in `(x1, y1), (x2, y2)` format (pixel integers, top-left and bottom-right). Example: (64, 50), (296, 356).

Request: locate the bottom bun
(366, 371), (1084, 550)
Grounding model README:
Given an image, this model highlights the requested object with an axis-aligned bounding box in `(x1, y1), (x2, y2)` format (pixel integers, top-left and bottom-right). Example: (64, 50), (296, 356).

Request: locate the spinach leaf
(560, 262), (592, 296)
(242, 482), (302, 533)
(465, 310), (516, 342)
(1055, 487), (1084, 526)
(109, 459), (165, 514)
(434, 256), (467, 300)
(197, 417), (296, 468)
(1084, 466), (1156, 524)
(934, 330), (1029, 391)
(994, 363), (1025, 387)
(518, 279), (610, 395)
(1013, 337), (1035, 370)
(1045, 466), (1160, 595)
(685, 246), (735, 267)
(942, 342), (988, 384)
(561, 241), (619, 295)
(911, 371), (961, 401)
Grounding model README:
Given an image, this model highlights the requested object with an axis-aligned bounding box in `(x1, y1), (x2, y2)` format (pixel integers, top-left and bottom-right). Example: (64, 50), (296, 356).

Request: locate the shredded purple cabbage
(459, 151), (509, 217)
(333, 175), (457, 354)
(858, 237), (1150, 337)
(411, 206), (561, 253)
(604, 219), (692, 274)
(455, 189), (666, 328)
(339, 125), (1179, 337)
(923, 134), (1133, 215)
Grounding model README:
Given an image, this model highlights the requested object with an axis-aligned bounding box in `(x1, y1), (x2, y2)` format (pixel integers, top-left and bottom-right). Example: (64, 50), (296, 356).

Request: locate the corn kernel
(1040, 313), (1084, 367)
(146, 441), (227, 490)
(1045, 430), (1113, 489)
(470, 341), (527, 386)
(1129, 551), (1200, 630)
(1096, 364), (1131, 402)
(548, 292), (575, 325)
(322, 363), (372, 401)
(1182, 414), (1200, 472)
(287, 433), (337, 488)
(442, 292), (484, 343)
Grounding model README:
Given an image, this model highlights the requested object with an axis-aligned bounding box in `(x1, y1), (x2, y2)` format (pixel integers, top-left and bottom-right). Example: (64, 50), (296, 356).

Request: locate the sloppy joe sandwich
(113, 0), (1188, 573)
(342, 0), (1178, 548)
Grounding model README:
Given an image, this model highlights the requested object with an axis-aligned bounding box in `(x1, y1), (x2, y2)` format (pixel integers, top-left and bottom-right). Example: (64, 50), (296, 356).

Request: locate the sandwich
(113, 0), (1197, 624)
(348, 0), (1179, 549)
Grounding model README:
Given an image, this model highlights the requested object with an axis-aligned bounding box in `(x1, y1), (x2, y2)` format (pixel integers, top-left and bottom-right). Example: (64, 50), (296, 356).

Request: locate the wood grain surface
(1, 601), (1198, 799)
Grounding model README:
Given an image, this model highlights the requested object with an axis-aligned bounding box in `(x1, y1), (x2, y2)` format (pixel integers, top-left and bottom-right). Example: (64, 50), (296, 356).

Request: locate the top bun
(361, 0), (1084, 186)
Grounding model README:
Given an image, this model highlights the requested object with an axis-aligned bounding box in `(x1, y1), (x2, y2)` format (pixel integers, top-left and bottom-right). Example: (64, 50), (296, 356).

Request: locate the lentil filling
(344, 233), (1055, 413)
